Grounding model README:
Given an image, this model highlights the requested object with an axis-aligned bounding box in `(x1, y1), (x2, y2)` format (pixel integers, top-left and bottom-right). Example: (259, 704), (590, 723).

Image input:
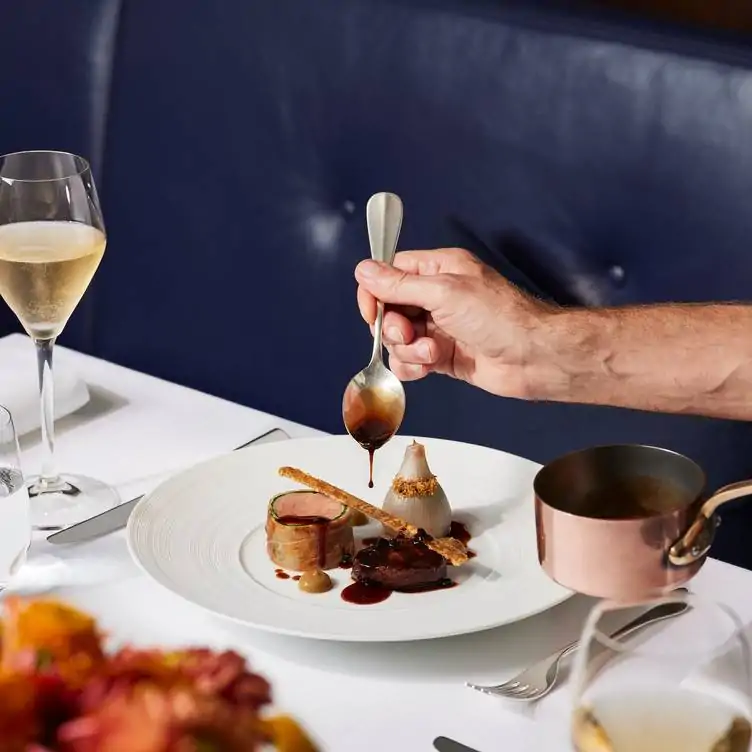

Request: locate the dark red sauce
(341, 575), (457, 605)
(341, 580), (393, 605)
(449, 520), (470, 545)
(349, 414), (395, 488)
(342, 528), (458, 605)
(276, 522), (474, 600)
(275, 514), (330, 568)
(449, 520), (476, 559)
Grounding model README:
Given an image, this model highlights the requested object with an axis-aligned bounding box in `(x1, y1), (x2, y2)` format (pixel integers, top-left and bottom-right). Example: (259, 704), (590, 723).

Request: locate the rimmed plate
(127, 435), (572, 642)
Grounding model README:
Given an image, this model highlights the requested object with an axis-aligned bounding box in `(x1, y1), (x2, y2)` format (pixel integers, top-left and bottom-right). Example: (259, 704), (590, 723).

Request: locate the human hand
(354, 248), (553, 399)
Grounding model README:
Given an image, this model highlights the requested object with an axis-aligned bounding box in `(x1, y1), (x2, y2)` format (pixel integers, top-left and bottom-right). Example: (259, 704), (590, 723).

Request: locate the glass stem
(34, 337), (58, 487)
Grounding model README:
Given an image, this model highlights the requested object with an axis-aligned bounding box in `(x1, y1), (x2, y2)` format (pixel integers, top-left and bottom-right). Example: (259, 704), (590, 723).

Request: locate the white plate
(127, 435), (572, 642)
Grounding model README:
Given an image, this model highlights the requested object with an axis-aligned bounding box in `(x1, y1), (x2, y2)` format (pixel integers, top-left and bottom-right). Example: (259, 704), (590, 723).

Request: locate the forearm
(532, 303), (752, 420)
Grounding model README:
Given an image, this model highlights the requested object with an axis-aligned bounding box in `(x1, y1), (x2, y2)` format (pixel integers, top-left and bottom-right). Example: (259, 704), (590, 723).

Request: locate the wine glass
(570, 591), (752, 752)
(0, 406), (30, 586)
(0, 151), (120, 530)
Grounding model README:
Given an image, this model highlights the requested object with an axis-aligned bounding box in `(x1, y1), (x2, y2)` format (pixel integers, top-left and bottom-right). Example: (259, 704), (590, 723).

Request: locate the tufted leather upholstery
(4, 0), (752, 566)
(0, 0), (121, 344)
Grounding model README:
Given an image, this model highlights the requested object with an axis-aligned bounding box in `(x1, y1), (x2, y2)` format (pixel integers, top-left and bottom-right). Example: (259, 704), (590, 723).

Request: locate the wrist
(524, 307), (613, 403)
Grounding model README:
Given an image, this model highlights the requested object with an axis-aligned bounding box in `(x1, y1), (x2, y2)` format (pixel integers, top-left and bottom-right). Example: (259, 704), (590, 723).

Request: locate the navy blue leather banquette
(3, 0), (752, 566)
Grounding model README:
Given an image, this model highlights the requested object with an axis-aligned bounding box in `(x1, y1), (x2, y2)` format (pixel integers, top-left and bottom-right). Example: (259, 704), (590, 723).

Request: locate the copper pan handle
(668, 479), (752, 567)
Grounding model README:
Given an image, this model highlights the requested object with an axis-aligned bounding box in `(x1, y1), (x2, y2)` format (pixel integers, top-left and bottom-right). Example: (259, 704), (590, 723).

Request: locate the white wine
(0, 221), (106, 340)
(572, 687), (752, 752)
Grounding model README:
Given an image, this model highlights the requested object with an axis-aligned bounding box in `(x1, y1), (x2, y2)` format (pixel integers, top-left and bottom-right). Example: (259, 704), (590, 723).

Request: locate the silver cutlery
(342, 193), (406, 456)
(46, 427), (291, 544)
(433, 736), (481, 752)
(465, 590), (689, 701)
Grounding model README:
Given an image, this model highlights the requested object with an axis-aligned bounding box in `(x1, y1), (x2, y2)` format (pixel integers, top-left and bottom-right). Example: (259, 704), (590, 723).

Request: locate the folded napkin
(0, 337), (90, 437)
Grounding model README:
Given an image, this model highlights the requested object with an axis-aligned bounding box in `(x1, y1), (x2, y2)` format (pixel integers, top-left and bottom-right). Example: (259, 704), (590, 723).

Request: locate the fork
(466, 591), (689, 701)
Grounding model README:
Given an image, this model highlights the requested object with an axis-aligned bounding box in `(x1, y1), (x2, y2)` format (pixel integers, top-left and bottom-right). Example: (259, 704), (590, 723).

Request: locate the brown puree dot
(298, 568), (333, 594)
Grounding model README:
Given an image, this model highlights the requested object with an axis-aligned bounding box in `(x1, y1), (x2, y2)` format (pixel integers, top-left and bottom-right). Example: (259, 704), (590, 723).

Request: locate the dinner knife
(433, 737), (481, 752)
(47, 427), (291, 544)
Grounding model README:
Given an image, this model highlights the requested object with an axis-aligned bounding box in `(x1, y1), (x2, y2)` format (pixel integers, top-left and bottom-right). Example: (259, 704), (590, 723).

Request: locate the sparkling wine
(0, 221), (106, 339)
(572, 687), (752, 752)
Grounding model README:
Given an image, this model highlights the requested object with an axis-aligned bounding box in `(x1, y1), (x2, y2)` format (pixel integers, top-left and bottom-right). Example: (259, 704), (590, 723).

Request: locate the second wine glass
(0, 405), (30, 586)
(0, 150), (120, 530)
(570, 591), (752, 752)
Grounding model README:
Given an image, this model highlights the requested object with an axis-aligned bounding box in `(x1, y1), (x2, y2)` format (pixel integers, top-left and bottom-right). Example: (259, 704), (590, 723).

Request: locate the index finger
(393, 248), (480, 277)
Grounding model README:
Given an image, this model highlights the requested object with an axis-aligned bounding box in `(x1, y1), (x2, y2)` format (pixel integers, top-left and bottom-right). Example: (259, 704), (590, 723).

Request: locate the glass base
(27, 473), (120, 531)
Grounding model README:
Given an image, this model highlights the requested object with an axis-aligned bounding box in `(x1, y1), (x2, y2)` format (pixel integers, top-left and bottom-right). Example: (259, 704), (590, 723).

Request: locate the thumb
(355, 260), (446, 312)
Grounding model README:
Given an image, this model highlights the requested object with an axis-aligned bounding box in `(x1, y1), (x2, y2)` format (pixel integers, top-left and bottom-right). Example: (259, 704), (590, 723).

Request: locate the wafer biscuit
(278, 466), (469, 565)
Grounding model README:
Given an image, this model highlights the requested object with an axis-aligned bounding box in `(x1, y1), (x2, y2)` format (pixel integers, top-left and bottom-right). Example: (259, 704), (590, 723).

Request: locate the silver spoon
(343, 192), (406, 488)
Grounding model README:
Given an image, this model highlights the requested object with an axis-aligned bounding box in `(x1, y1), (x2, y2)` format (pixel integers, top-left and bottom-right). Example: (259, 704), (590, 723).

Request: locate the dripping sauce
(349, 413), (395, 488)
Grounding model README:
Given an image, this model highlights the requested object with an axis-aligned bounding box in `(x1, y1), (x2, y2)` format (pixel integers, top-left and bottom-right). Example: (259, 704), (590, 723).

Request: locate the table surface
(5, 332), (752, 752)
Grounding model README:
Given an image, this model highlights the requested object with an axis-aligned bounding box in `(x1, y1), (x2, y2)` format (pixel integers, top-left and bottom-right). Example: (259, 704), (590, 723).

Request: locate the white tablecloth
(5, 333), (752, 752)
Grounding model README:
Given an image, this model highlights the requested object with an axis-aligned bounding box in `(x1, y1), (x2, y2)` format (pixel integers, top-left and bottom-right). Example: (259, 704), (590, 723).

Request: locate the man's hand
(355, 248), (554, 399)
(356, 247), (752, 421)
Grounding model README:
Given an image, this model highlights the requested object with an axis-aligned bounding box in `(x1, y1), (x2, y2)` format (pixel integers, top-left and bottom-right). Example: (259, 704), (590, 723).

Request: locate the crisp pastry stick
(278, 466), (469, 566)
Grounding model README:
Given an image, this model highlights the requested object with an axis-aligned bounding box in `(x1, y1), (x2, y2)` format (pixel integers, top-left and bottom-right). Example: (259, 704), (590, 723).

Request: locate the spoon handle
(366, 192), (404, 364)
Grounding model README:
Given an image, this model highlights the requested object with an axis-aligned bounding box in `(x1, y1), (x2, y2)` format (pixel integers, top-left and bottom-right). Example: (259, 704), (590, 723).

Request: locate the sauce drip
(349, 413), (395, 488)
(275, 514), (330, 568)
(274, 568), (290, 580)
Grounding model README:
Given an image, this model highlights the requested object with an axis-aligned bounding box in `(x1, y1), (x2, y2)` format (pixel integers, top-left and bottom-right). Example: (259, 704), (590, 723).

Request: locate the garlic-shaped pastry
(382, 441), (452, 538)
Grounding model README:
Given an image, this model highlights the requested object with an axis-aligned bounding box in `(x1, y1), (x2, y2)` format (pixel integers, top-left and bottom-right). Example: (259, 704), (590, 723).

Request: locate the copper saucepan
(534, 444), (752, 600)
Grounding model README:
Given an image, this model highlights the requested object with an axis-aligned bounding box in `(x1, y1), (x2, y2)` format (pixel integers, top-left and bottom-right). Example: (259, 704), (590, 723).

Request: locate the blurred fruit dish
(0, 596), (318, 752)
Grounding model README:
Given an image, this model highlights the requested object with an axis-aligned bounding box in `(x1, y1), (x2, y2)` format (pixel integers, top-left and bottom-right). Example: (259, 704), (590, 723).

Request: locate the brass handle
(668, 479), (752, 566)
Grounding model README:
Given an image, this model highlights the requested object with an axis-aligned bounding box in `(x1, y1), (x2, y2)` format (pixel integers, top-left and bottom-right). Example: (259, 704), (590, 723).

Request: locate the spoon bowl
(343, 192), (406, 485)
(343, 362), (406, 445)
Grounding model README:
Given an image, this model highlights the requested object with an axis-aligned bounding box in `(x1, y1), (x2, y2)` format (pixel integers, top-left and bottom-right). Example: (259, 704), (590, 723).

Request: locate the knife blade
(47, 427), (291, 545)
(433, 737), (481, 752)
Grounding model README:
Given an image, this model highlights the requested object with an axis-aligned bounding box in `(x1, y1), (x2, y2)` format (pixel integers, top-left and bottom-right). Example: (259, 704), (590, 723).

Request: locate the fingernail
(386, 327), (404, 344)
(356, 260), (381, 278)
(417, 342), (431, 361)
